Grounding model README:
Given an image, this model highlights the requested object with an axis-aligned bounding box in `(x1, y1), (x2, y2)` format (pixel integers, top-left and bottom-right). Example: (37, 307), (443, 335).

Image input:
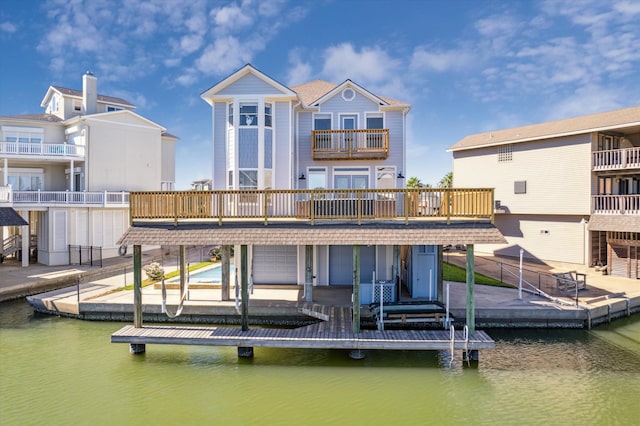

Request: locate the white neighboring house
(0, 72), (177, 266)
(449, 106), (640, 279)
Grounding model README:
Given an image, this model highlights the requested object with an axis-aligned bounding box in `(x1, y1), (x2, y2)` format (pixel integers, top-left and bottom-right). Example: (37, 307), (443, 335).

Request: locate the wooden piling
(466, 244), (475, 335)
(305, 245), (313, 302)
(221, 245), (230, 301)
(352, 245), (360, 334)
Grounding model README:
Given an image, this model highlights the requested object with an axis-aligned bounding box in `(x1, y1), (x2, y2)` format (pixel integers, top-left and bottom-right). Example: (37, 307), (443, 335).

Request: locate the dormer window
(240, 103), (257, 126)
(73, 99), (82, 112)
(107, 106), (121, 112)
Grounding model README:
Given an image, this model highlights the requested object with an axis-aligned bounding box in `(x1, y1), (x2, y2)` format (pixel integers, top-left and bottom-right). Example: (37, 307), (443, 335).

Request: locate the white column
(21, 210), (29, 267)
(2, 158), (7, 185)
(69, 159), (75, 191)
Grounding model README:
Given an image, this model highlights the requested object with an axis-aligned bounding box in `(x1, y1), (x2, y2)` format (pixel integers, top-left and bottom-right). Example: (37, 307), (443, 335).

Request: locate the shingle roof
(0, 113), (62, 123)
(51, 85), (135, 107)
(588, 214), (640, 233)
(449, 105), (640, 152)
(0, 208), (28, 226)
(118, 221), (506, 246)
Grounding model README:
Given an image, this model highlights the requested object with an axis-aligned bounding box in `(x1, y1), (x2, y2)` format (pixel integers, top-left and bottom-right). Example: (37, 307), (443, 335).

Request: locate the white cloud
(410, 47), (475, 72)
(544, 84), (628, 120)
(0, 21), (17, 33)
(195, 36), (251, 75)
(211, 3), (254, 33)
(321, 43), (399, 85)
(286, 49), (312, 86)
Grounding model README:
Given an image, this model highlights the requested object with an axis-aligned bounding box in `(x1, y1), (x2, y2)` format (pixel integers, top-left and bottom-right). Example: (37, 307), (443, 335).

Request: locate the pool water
(168, 262), (235, 283)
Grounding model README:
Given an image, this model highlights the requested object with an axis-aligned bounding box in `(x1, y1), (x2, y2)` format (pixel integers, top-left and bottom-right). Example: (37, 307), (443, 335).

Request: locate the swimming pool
(167, 262), (235, 284)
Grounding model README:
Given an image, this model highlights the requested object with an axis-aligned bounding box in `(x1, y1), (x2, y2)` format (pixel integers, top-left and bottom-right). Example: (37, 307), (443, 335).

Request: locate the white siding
(453, 134), (592, 215)
(217, 74), (287, 96)
(213, 102), (228, 189)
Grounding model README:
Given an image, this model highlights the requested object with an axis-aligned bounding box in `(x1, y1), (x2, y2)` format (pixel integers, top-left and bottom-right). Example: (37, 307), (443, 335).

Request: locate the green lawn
(443, 262), (512, 288)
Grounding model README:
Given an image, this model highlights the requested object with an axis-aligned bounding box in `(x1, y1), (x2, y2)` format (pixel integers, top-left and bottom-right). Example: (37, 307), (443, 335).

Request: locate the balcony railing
(9, 190), (129, 207)
(592, 194), (640, 215)
(592, 147), (640, 171)
(129, 188), (495, 226)
(0, 141), (85, 158)
(312, 129), (389, 160)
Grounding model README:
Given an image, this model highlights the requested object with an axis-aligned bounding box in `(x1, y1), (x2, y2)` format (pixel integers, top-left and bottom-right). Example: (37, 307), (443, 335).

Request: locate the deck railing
(129, 188), (495, 225)
(592, 147), (640, 170)
(0, 141), (85, 157)
(312, 129), (389, 160)
(11, 190), (129, 206)
(592, 194), (640, 215)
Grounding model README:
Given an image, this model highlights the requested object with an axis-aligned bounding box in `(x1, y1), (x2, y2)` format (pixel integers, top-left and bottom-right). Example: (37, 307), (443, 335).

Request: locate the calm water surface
(1, 299), (639, 425)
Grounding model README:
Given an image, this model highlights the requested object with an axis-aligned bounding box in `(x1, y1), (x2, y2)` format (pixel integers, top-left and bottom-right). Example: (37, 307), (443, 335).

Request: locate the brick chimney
(82, 71), (97, 115)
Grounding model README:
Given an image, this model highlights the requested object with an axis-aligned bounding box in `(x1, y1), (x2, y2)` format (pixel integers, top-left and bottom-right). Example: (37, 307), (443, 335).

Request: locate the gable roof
(449, 105), (640, 152)
(200, 64), (297, 105)
(40, 86), (135, 109)
(293, 79), (410, 110)
(65, 109), (168, 132)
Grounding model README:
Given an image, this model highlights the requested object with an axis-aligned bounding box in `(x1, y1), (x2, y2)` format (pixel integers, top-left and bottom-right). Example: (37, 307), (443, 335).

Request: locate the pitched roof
(50, 85), (135, 107)
(118, 221), (506, 246)
(0, 208), (28, 226)
(588, 214), (640, 233)
(0, 113), (62, 123)
(291, 80), (408, 108)
(449, 105), (640, 152)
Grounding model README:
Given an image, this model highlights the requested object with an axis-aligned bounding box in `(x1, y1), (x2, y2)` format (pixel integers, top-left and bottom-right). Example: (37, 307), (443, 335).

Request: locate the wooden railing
(129, 188), (495, 226)
(311, 129), (389, 160)
(593, 147), (640, 170)
(0, 141), (85, 157)
(592, 194), (640, 215)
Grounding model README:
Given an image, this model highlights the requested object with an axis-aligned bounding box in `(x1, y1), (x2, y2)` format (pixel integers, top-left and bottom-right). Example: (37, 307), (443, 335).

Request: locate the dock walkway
(111, 306), (494, 351)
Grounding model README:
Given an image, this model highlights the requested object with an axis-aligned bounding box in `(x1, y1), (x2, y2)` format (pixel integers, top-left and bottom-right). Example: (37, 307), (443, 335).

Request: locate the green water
(1, 299), (639, 425)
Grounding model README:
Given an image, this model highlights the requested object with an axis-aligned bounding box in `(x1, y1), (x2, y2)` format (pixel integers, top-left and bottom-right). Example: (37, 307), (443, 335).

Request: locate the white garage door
(252, 245), (298, 284)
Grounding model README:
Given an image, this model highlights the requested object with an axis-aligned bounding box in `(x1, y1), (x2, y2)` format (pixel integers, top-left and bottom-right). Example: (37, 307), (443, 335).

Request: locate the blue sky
(1, 0), (639, 189)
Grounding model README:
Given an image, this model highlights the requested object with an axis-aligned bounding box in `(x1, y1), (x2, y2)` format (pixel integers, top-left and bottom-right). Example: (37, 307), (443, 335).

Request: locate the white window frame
(239, 103), (258, 127)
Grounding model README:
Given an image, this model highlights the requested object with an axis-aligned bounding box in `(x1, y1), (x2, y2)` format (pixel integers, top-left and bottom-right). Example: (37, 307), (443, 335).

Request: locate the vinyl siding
(217, 74), (287, 96)
(474, 214), (587, 264)
(274, 102), (291, 188)
(238, 128), (258, 168)
(453, 134), (592, 215)
(213, 102), (227, 189)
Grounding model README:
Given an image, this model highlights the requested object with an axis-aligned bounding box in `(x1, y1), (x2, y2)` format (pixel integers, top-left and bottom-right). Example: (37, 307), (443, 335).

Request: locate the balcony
(0, 141), (85, 158)
(592, 147), (640, 171)
(592, 194), (640, 215)
(128, 188), (495, 226)
(7, 189), (129, 207)
(312, 129), (389, 160)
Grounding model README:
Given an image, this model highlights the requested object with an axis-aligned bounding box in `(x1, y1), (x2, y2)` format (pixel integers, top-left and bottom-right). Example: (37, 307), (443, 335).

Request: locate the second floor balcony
(592, 194), (640, 215)
(312, 129), (389, 160)
(592, 146), (640, 171)
(0, 140), (85, 158)
(2, 187), (129, 207)
(128, 188), (495, 226)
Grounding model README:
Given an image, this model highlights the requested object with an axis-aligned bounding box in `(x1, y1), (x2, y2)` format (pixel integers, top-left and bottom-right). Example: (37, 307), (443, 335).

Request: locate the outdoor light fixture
(397, 172), (405, 179)
(299, 173), (306, 180)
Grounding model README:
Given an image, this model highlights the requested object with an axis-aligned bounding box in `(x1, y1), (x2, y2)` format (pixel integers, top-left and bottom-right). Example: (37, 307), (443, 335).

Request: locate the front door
(341, 115), (357, 150)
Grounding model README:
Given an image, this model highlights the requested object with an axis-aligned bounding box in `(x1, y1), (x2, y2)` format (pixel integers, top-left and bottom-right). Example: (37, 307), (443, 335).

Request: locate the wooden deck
(111, 306), (494, 351)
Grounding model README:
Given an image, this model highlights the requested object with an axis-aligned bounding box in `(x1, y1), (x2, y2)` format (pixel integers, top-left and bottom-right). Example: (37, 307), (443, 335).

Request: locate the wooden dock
(111, 306), (494, 352)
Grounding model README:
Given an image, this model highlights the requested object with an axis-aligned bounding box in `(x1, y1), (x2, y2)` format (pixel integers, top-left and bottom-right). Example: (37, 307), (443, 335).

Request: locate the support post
(221, 245), (231, 301)
(437, 245), (444, 303)
(179, 245), (187, 300)
(352, 245), (361, 334)
(131, 244), (145, 354)
(465, 243), (477, 362)
(465, 244), (475, 335)
(238, 244), (253, 358)
(304, 245), (313, 302)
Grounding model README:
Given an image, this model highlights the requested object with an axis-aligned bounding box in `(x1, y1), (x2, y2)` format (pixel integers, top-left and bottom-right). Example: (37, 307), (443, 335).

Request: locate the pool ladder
(449, 324), (470, 367)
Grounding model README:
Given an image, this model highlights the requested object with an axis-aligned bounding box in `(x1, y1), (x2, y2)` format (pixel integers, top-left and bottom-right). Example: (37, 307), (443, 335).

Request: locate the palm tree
(406, 177), (423, 188)
(438, 172), (452, 188)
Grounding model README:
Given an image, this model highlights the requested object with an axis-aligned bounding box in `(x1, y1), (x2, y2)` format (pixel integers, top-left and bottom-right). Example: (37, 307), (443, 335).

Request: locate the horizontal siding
(453, 134), (592, 215)
(274, 102), (291, 189)
(238, 128), (258, 168)
(319, 90), (379, 115)
(475, 214), (586, 265)
(213, 102), (227, 189)
(217, 73), (287, 96)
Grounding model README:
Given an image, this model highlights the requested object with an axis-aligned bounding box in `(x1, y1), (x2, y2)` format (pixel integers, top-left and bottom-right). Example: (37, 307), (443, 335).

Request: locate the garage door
(252, 245), (298, 285)
(329, 245), (375, 285)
